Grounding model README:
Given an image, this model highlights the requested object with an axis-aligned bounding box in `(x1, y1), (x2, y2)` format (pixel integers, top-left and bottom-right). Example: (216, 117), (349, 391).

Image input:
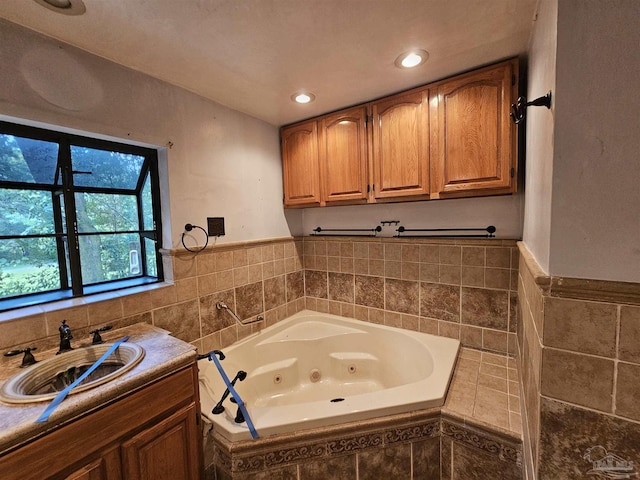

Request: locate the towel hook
(510, 91), (552, 124)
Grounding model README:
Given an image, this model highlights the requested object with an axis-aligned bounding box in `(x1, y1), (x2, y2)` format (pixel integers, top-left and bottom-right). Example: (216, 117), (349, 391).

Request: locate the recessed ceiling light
(33, 0), (86, 15)
(395, 49), (429, 69)
(291, 92), (316, 104)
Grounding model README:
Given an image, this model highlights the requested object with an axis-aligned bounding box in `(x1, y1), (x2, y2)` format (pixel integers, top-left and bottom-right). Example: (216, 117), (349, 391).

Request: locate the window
(0, 121), (163, 311)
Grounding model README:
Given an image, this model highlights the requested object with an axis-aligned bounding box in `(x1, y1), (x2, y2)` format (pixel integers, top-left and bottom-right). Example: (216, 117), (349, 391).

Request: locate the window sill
(0, 279), (172, 322)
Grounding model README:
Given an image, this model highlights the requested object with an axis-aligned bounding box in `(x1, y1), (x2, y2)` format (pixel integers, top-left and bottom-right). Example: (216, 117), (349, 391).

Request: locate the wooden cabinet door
(430, 59), (517, 197)
(281, 120), (321, 207)
(371, 88), (429, 199)
(121, 403), (201, 480)
(319, 106), (368, 203)
(63, 448), (121, 480)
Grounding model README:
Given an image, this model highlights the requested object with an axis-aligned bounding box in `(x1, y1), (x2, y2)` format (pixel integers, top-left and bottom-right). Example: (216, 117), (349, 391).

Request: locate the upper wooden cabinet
(281, 120), (321, 207)
(371, 88), (430, 199)
(280, 58), (518, 208)
(319, 106), (368, 204)
(430, 59), (518, 198)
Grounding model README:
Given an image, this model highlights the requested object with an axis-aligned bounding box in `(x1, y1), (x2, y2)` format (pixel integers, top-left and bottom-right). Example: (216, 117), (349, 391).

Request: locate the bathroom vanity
(0, 323), (203, 480)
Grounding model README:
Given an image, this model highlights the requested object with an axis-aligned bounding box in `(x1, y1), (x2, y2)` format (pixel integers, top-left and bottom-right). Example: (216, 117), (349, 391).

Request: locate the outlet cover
(207, 217), (225, 237)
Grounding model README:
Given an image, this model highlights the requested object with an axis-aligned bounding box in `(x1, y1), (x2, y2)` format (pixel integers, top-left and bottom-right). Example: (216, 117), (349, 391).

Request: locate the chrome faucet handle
(4, 347), (38, 368)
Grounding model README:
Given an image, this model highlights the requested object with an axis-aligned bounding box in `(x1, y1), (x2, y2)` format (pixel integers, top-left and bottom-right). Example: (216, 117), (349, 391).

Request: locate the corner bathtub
(198, 310), (460, 442)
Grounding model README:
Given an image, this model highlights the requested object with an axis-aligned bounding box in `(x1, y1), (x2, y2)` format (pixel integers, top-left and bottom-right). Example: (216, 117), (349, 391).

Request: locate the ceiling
(0, 0), (538, 126)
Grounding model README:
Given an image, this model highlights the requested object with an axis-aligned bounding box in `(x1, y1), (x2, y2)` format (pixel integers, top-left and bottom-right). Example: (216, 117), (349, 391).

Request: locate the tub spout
(212, 370), (247, 415)
(216, 302), (263, 326)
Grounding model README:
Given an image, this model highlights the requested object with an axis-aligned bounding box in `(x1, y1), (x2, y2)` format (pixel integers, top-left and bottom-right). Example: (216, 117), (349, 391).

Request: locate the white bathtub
(198, 310), (460, 442)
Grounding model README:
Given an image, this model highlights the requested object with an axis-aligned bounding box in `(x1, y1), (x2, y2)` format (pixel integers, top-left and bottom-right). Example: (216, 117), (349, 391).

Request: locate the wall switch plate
(207, 217), (225, 237)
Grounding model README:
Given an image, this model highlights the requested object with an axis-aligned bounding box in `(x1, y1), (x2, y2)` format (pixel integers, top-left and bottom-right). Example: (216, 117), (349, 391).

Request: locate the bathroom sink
(0, 343), (144, 404)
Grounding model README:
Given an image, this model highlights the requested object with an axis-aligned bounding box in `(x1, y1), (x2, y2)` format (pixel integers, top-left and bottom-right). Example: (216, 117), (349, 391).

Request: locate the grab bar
(216, 302), (263, 326)
(395, 225), (496, 238)
(312, 226), (382, 237)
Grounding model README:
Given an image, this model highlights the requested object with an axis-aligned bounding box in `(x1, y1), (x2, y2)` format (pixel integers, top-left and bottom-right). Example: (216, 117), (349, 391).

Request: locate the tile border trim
(210, 413), (521, 475)
(517, 242), (640, 306)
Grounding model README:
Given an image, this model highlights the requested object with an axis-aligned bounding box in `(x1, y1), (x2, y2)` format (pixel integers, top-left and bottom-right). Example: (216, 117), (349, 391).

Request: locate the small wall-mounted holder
(181, 223), (209, 253)
(510, 91), (552, 124)
(380, 220), (400, 226)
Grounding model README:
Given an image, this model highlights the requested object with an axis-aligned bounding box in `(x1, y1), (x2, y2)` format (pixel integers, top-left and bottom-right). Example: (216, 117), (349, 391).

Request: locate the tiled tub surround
(204, 347), (523, 480)
(517, 242), (640, 479)
(0, 237), (306, 361)
(302, 237), (519, 355)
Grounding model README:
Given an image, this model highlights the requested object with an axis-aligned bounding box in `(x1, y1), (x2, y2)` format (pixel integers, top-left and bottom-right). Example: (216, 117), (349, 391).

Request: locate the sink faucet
(57, 320), (73, 355)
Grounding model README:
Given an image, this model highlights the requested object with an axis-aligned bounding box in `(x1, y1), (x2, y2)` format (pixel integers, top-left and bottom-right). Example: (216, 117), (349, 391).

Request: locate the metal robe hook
(510, 91), (552, 124)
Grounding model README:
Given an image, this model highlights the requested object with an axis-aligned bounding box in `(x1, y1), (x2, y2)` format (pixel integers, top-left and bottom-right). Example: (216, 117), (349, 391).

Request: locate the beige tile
(175, 277), (198, 301)
(541, 348), (614, 412)
(354, 258), (369, 275)
(88, 298), (123, 326)
(150, 284), (177, 308)
(384, 243), (402, 261)
(369, 259), (385, 276)
(340, 242), (354, 258)
(340, 257), (354, 273)
(619, 305), (640, 363)
(197, 273), (218, 296)
(401, 244), (420, 262)
(216, 270), (234, 291)
(215, 251), (233, 271)
(401, 261), (420, 281)
(419, 245), (439, 263)
(461, 266), (484, 287)
(462, 247), (485, 266)
(439, 264), (461, 285)
(543, 297), (617, 357)
(247, 246), (263, 265)
(483, 329), (508, 354)
(196, 253), (216, 275)
(261, 244), (274, 261)
(484, 268), (511, 290)
(439, 320), (460, 339)
(153, 299), (200, 342)
(485, 247), (510, 268)
(439, 245), (461, 265)
(419, 263), (439, 282)
(460, 324), (483, 349)
(478, 373), (508, 392)
(233, 266), (249, 286)
(419, 317), (439, 335)
(353, 242), (369, 259)
(384, 260), (402, 279)
(172, 255), (197, 280)
(615, 362), (640, 420)
(420, 282), (460, 322)
(369, 243), (384, 259)
(0, 313), (47, 350)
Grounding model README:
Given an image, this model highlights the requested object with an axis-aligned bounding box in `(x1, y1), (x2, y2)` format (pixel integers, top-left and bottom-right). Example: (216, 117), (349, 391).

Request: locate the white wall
(521, 0), (557, 273)
(548, 0), (640, 282)
(0, 20), (300, 249)
(301, 195), (523, 239)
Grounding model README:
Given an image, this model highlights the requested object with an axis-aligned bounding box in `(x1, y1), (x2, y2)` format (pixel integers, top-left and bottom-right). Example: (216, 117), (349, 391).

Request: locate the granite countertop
(0, 322), (197, 455)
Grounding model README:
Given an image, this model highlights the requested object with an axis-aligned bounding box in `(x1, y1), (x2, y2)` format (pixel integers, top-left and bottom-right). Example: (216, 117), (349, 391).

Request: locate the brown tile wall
(303, 237), (519, 355)
(0, 238), (306, 359)
(517, 241), (640, 479)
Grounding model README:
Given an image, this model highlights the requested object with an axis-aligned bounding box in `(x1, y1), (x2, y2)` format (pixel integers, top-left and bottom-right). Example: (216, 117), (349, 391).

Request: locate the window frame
(0, 120), (164, 312)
